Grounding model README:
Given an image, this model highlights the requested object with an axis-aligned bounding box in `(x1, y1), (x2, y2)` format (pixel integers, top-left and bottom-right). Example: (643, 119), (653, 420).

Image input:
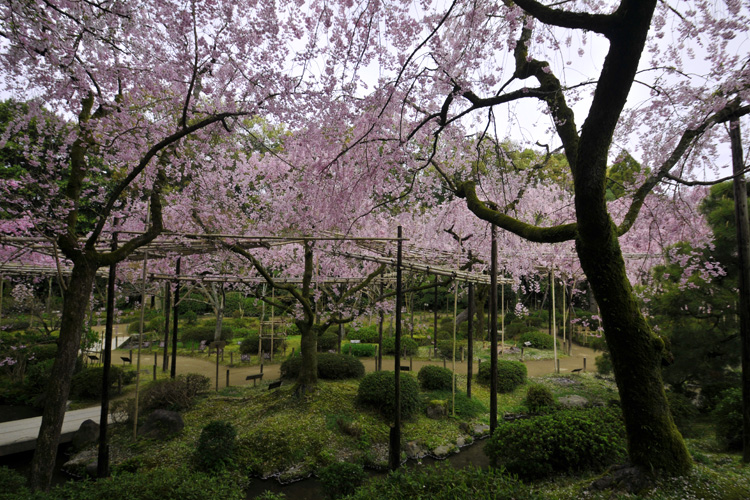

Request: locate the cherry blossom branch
(513, 0), (614, 35)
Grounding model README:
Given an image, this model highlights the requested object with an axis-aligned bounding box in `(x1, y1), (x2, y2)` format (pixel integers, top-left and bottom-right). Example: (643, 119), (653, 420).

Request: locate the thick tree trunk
(30, 260), (97, 490)
(576, 219), (691, 474)
(296, 321), (318, 391)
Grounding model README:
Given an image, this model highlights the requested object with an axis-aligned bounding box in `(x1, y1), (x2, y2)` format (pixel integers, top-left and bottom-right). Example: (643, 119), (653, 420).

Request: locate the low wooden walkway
(0, 406), (105, 456)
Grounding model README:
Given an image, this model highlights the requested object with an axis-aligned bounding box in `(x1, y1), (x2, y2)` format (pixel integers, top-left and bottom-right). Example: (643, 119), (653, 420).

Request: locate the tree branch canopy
(514, 0), (615, 35)
(455, 181), (578, 243)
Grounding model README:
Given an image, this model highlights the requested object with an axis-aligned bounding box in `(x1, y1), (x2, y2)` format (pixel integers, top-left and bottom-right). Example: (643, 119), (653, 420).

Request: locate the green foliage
(318, 462), (367, 499)
(42, 467), (244, 500)
(182, 310), (198, 325)
(346, 343), (376, 357)
(477, 360), (527, 393)
(381, 336), (418, 356)
(70, 365), (123, 400)
(177, 294), (213, 315)
(345, 463), (538, 500)
(594, 352), (613, 376)
(140, 374), (210, 414)
(506, 321), (533, 338)
(435, 339), (465, 360)
(180, 322), (233, 343)
(196, 420), (237, 472)
(318, 331), (339, 351)
(0, 466), (29, 500)
(239, 333), (283, 354)
(666, 391), (698, 437)
(484, 406), (627, 479)
(519, 331), (555, 349)
(606, 151), (648, 201)
(714, 388), (742, 451)
(280, 353), (364, 380)
(525, 384), (555, 413)
(417, 365), (454, 391)
(356, 371), (421, 420)
(423, 390), (486, 418)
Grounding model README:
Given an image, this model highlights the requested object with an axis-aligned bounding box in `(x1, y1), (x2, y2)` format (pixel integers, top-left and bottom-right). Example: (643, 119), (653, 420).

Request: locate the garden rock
(71, 419), (99, 451)
(558, 395), (588, 408)
(405, 441), (427, 459)
(138, 409), (184, 440)
(426, 400), (448, 419)
(431, 444), (454, 458)
(472, 423), (490, 437)
(62, 448), (97, 477)
(589, 464), (652, 495)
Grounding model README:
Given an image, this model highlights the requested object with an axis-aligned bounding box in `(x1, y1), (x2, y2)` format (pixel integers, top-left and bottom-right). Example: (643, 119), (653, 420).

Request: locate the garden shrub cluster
(195, 420), (237, 472)
(435, 339), (465, 360)
(280, 353), (364, 380)
(318, 462), (368, 499)
(381, 336), (418, 356)
(519, 331), (555, 349)
(180, 322), (234, 343)
(594, 352), (613, 375)
(70, 365), (123, 399)
(484, 406), (627, 479)
(525, 384), (555, 413)
(356, 370), (421, 420)
(666, 391), (698, 437)
(348, 325), (381, 343)
(239, 333), (284, 355)
(714, 387), (742, 451)
(346, 463), (538, 500)
(318, 331), (339, 351)
(112, 373), (210, 422)
(346, 343), (376, 357)
(417, 365), (454, 391)
(422, 390), (486, 418)
(477, 359), (527, 393)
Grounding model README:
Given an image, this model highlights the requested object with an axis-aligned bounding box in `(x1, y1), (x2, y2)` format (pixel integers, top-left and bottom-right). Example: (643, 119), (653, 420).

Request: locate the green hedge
(484, 406), (627, 479)
(318, 331), (339, 351)
(356, 371), (421, 420)
(477, 359), (527, 393)
(180, 323), (233, 343)
(280, 353), (364, 380)
(70, 365), (123, 400)
(519, 331), (555, 349)
(346, 343), (377, 357)
(381, 336), (418, 356)
(239, 333), (284, 354)
(349, 325), (381, 343)
(417, 365), (454, 391)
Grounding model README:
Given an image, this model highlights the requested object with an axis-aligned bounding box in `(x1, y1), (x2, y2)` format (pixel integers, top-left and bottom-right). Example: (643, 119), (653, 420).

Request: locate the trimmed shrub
(183, 310), (198, 325)
(423, 390), (486, 418)
(436, 339), (465, 360)
(28, 342), (58, 362)
(417, 365), (454, 391)
(666, 391), (698, 437)
(239, 333), (284, 355)
(525, 384), (555, 413)
(506, 321), (533, 338)
(356, 371), (421, 420)
(477, 359), (527, 393)
(381, 336), (418, 356)
(714, 387), (742, 451)
(318, 331), (339, 351)
(318, 462), (368, 499)
(70, 365), (123, 399)
(595, 352), (613, 375)
(280, 353), (364, 380)
(519, 331), (555, 349)
(140, 373), (210, 413)
(196, 420), (237, 472)
(346, 343), (376, 357)
(180, 323), (233, 344)
(484, 406), (627, 479)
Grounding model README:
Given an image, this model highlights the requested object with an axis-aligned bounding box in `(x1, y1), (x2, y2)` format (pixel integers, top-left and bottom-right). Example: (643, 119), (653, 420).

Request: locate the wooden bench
(571, 368), (583, 374)
(400, 365), (410, 371)
(268, 380), (282, 390)
(120, 356), (132, 364)
(245, 373), (263, 386)
(87, 355), (99, 362)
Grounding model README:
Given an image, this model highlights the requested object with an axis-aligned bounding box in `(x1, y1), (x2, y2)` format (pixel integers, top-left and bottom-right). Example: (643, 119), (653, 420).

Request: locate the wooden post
(490, 224), (498, 436)
(97, 229), (117, 478)
(433, 276), (438, 356)
(226, 369), (230, 388)
(552, 270), (558, 373)
(729, 118), (750, 463)
(467, 281), (474, 398)
(389, 226), (403, 471)
(378, 281), (384, 372)
(171, 258), (181, 379)
(162, 282), (170, 372)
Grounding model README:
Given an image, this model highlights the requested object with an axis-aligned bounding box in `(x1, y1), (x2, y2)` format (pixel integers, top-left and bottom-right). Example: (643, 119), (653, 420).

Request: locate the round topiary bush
(714, 387), (742, 451)
(280, 353), (364, 380)
(436, 339), (466, 360)
(196, 420), (237, 472)
(595, 352), (613, 375)
(349, 325), (380, 343)
(477, 359), (527, 393)
(484, 406), (627, 479)
(180, 323), (234, 344)
(525, 384), (555, 413)
(519, 331), (555, 349)
(346, 343), (377, 357)
(318, 331), (339, 351)
(318, 462), (368, 499)
(356, 370), (421, 420)
(417, 365), (454, 391)
(381, 336), (418, 356)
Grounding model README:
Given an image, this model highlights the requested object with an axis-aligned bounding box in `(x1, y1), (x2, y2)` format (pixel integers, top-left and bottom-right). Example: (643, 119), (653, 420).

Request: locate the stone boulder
(71, 419), (100, 452)
(557, 395), (589, 408)
(425, 400), (448, 419)
(137, 409), (184, 440)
